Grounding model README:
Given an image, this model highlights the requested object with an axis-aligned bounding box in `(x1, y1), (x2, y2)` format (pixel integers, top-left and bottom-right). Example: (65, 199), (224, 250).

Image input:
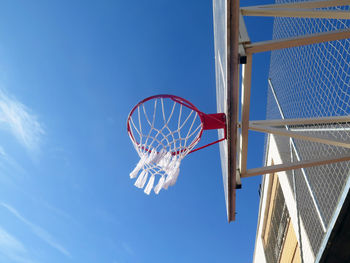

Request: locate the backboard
(213, 0), (240, 222)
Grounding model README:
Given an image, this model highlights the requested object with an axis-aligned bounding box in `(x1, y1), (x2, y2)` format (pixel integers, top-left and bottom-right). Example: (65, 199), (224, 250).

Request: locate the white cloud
(0, 89), (44, 151)
(0, 227), (26, 253)
(1, 203), (71, 258)
(0, 227), (34, 263)
(0, 145), (5, 157)
(0, 146), (25, 175)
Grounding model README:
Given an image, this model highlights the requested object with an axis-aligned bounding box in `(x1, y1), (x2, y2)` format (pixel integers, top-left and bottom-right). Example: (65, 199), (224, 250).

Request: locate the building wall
(279, 220), (301, 263)
(254, 130), (350, 262)
(253, 134), (315, 263)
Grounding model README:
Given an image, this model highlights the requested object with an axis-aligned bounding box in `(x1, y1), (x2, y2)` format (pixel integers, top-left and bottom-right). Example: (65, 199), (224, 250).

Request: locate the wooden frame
(239, 54), (253, 176)
(250, 116), (350, 126)
(244, 154), (350, 178)
(245, 29), (350, 54)
(249, 124), (350, 149)
(241, 0), (350, 20)
(241, 8), (350, 20)
(244, 0), (350, 9)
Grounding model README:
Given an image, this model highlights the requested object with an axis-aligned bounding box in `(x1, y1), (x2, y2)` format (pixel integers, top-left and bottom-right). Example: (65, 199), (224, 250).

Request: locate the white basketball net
(127, 96), (203, 195)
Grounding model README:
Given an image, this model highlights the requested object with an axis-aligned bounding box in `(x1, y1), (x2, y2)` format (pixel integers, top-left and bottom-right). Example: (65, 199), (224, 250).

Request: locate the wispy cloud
(0, 227), (34, 263)
(0, 89), (44, 151)
(36, 198), (76, 224)
(0, 145), (5, 157)
(0, 146), (27, 188)
(0, 145), (25, 174)
(1, 203), (70, 257)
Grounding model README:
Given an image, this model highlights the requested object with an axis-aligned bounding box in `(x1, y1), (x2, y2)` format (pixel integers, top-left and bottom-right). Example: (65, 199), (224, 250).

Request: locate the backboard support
(214, 0), (350, 222)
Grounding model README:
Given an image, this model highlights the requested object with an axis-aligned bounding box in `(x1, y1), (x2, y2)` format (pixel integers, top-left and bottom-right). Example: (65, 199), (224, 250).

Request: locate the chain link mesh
(293, 157), (325, 254)
(266, 0), (350, 257)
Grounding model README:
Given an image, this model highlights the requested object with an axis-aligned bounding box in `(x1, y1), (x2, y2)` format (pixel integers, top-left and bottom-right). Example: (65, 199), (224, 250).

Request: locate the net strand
(177, 104), (183, 150)
(142, 99), (157, 151)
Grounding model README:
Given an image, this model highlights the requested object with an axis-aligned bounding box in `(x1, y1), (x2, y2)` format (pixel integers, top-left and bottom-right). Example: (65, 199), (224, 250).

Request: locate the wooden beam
(250, 115), (350, 126)
(239, 55), (253, 176)
(226, 0), (240, 223)
(243, 154), (350, 177)
(242, 0), (350, 10)
(241, 8), (350, 20)
(249, 124), (350, 149)
(245, 29), (350, 54)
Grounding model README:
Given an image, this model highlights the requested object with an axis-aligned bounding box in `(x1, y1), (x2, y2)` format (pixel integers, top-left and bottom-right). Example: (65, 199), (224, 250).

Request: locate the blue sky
(0, 1), (274, 262)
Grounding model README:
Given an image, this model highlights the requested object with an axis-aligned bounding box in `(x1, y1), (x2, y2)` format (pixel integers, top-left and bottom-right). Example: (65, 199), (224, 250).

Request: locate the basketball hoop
(127, 94), (226, 195)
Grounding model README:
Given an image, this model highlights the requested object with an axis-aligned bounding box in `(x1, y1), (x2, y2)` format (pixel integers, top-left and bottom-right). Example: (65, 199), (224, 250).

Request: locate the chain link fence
(265, 0), (350, 258)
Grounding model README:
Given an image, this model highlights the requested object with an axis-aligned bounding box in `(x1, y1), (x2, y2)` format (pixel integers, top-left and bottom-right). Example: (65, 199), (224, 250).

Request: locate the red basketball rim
(127, 94), (205, 155)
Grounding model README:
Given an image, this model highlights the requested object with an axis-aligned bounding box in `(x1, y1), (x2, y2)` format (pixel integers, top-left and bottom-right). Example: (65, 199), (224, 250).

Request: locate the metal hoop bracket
(189, 112), (227, 154)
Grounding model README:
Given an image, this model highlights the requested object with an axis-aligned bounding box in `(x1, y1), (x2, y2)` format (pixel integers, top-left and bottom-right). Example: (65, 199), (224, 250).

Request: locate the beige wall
(261, 172), (301, 263)
(280, 220), (301, 263)
(253, 135), (315, 263)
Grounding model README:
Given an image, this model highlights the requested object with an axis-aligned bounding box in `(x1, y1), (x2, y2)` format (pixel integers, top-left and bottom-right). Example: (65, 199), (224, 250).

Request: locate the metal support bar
(202, 113), (226, 131)
(239, 13), (249, 64)
(238, 44), (247, 64)
(250, 115), (350, 126)
(241, 8), (350, 20)
(239, 55), (253, 176)
(239, 13), (250, 44)
(290, 127), (350, 132)
(249, 124), (350, 149)
(242, 0), (350, 9)
(245, 29), (350, 54)
(243, 154), (350, 177)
